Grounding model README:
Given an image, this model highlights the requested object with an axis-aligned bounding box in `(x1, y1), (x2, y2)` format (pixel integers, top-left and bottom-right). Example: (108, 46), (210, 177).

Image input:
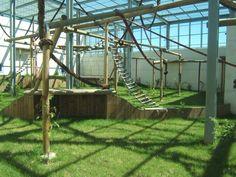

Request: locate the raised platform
(0, 89), (231, 120)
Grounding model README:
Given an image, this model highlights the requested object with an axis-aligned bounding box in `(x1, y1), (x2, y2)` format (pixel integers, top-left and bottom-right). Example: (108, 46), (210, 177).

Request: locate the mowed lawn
(0, 117), (235, 177)
(117, 86), (207, 108)
(0, 91), (236, 177)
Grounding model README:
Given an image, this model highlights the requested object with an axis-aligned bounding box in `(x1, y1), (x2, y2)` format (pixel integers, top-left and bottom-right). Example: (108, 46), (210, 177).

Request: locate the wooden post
(160, 49), (163, 101)
(32, 20), (65, 93)
(178, 55), (182, 96)
(42, 32), (50, 156)
(104, 23), (109, 85)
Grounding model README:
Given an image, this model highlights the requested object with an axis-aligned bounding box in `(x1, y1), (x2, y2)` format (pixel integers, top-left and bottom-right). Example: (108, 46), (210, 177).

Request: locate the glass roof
(0, 0), (231, 29)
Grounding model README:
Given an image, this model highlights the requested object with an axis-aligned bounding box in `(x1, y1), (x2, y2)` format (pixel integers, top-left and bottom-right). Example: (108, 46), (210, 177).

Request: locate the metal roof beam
(131, 14), (230, 28)
(0, 0), (37, 14)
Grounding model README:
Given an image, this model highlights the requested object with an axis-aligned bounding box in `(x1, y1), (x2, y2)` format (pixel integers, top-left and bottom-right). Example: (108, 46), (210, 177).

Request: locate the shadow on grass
(0, 118), (201, 177)
(1, 118), (235, 177)
(203, 124), (236, 177)
(150, 90), (178, 100)
(0, 117), (34, 131)
(166, 92), (205, 107)
(122, 120), (198, 177)
(0, 117), (13, 127)
(0, 151), (42, 177)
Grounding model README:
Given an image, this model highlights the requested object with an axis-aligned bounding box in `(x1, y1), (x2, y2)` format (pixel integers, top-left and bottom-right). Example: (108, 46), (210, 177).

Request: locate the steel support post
(10, 0), (16, 96)
(75, 11), (81, 87)
(166, 24), (170, 49)
(204, 0), (219, 144)
(66, 0), (73, 89)
(125, 0), (133, 76)
(104, 23), (109, 85)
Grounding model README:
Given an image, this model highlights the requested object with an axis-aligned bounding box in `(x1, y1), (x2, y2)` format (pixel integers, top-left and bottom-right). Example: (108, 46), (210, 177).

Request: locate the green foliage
(215, 119), (236, 140)
(36, 94), (60, 130)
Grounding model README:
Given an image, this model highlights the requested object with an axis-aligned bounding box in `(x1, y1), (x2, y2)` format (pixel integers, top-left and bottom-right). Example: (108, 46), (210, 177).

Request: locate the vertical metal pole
(200, 21), (203, 48)
(160, 50), (163, 101)
(135, 58), (138, 82)
(126, 0), (132, 75)
(177, 23), (180, 49)
(10, 0), (16, 96)
(152, 61), (155, 88)
(30, 37), (34, 88)
(198, 61), (202, 92)
(178, 55), (182, 96)
(164, 63), (167, 88)
(166, 24), (170, 49)
(104, 23), (109, 85)
(204, 0), (219, 144)
(159, 27), (161, 47)
(114, 63), (118, 91)
(189, 22), (191, 47)
(114, 25), (118, 91)
(75, 11), (81, 87)
(220, 57), (225, 104)
(66, 0), (73, 89)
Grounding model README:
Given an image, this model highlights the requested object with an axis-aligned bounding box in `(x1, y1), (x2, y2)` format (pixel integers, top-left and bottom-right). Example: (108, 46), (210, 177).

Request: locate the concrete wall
(225, 25), (236, 114)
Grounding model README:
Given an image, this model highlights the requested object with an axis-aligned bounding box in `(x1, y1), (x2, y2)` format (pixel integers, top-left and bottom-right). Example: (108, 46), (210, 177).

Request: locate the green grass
(0, 90), (236, 177)
(0, 90), (24, 110)
(117, 85), (222, 108)
(0, 117), (235, 177)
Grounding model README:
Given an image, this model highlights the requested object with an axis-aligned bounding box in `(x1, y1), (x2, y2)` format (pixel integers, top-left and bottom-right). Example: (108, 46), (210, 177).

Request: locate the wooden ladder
(111, 48), (158, 107)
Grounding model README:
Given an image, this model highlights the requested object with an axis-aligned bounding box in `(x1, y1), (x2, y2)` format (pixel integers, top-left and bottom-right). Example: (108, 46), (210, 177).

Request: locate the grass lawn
(0, 90), (24, 110)
(0, 116), (236, 177)
(117, 85), (223, 109)
(0, 90), (235, 177)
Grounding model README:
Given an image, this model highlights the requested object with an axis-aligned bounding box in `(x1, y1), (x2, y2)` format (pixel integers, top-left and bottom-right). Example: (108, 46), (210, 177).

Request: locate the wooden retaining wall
(0, 89), (231, 120)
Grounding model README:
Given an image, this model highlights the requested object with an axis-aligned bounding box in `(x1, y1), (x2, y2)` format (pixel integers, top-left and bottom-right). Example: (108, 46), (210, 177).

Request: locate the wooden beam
(163, 49), (182, 57)
(5, 33), (38, 42)
(220, 0), (236, 11)
(49, 4), (153, 29)
(64, 26), (167, 51)
(219, 18), (236, 26)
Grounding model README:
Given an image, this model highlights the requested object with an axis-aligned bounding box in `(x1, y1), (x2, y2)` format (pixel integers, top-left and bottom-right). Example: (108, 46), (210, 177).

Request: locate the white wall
(225, 25), (236, 114)
(80, 52), (115, 78)
(81, 47), (226, 91)
(0, 15), (66, 76)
